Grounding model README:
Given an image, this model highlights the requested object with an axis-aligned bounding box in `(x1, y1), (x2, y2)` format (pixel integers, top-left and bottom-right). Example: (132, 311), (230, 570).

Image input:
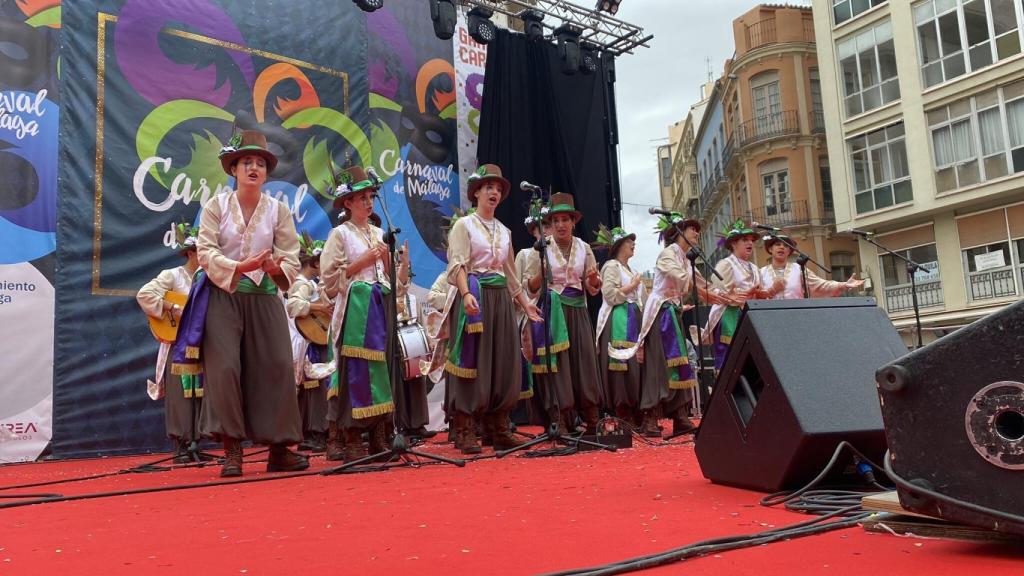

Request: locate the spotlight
(468, 6), (497, 45)
(554, 23), (582, 75)
(520, 9), (545, 42)
(595, 0), (622, 15)
(579, 42), (599, 75)
(429, 0), (457, 40)
(353, 0), (383, 12)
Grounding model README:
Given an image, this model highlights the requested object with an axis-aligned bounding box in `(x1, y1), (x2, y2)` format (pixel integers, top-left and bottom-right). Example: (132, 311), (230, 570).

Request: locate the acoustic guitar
(148, 291), (188, 343)
(296, 310), (331, 346)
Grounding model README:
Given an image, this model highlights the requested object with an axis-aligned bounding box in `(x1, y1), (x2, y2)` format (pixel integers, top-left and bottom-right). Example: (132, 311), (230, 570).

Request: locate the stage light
(353, 0), (383, 12)
(429, 0), (457, 40)
(579, 42), (599, 75)
(468, 6), (497, 45)
(554, 23), (582, 75)
(520, 9), (545, 41)
(595, 0), (622, 15)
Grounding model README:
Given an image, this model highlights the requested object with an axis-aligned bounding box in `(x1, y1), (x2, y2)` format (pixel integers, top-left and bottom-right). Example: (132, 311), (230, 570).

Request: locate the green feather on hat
(298, 230), (325, 260)
(172, 222), (199, 251)
(593, 223), (636, 257)
(718, 218), (757, 249)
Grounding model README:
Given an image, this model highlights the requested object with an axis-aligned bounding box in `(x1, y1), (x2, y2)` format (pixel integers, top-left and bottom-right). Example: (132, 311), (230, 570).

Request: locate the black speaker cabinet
(695, 298), (905, 492)
(876, 300), (1024, 536)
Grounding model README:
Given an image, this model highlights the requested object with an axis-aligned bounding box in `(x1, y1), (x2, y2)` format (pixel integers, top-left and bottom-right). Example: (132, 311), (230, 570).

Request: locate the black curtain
(477, 29), (621, 254)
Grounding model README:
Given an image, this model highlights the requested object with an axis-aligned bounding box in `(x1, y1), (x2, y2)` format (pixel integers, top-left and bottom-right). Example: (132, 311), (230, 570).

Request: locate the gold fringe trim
(466, 322), (484, 334)
(327, 388), (339, 400)
(536, 341), (570, 356)
(171, 363), (203, 376)
(519, 389), (535, 400)
(720, 335), (732, 345)
(341, 345), (386, 361)
(666, 356), (689, 368)
(302, 380), (320, 389)
(669, 378), (698, 390)
(185, 346), (200, 360)
(352, 401), (395, 419)
(531, 363), (559, 374)
(183, 388), (205, 399)
(445, 361), (478, 379)
(608, 363), (629, 372)
(610, 340), (637, 349)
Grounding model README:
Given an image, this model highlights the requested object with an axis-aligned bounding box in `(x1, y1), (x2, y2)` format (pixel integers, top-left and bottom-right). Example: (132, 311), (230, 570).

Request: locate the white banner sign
(974, 250), (1006, 272)
(453, 13), (487, 207)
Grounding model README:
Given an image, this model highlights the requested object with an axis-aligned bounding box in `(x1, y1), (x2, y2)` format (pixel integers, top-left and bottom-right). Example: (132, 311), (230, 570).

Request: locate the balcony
(699, 163), (724, 213)
(967, 267), (1018, 302)
(721, 135), (736, 172)
(737, 110), (800, 148)
(740, 199), (836, 229)
(745, 18), (777, 51)
(884, 280), (944, 314)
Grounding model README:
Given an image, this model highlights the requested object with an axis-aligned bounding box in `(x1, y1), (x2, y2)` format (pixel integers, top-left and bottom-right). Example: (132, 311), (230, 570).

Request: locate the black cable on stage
(539, 441), (894, 576)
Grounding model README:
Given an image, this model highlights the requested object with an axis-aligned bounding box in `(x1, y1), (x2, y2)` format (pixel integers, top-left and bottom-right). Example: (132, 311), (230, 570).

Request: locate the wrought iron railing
(740, 199), (836, 228)
(884, 280), (944, 314)
(737, 110), (800, 148)
(699, 163), (723, 213)
(967, 267), (1018, 301)
(810, 110), (826, 134)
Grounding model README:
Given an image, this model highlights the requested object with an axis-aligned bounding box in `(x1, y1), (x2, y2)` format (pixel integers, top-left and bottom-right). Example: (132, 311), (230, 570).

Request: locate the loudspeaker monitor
(695, 298), (905, 492)
(876, 299), (1024, 536)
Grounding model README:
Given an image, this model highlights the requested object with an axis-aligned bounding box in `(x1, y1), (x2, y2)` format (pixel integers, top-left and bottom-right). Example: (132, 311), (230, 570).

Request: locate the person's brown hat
(218, 129), (278, 175)
(466, 164), (511, 205)
(543, 192), (583, 224)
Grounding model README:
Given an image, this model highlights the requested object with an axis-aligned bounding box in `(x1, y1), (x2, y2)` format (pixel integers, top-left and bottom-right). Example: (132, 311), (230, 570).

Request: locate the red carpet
(2, 430), (1022, 575)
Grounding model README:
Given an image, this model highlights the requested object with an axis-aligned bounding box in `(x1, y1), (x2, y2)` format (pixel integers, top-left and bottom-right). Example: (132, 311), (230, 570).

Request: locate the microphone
(520, 181), (542, 193)
(850, 229), (874, 237)
(751, 222), (780, 232)
(367, 167), (384, 185)
(648, 207), (674, 216)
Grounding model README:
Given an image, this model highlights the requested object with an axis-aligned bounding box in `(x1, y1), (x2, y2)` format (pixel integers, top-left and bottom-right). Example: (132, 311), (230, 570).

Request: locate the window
(760, 160), (790, 217)
(660, 156), (672, 189)
(880, 243), (944, 312)
(830, 251), (856, 282)
(751, 71), (782, 138)
(838, 21), (900, 116)
(820, 160), (835, 217)
(928, 81), (1024, 192)
(915, 0), (1023, 89)
(848, 123), (912, 214)
(834, 0), (888, 25)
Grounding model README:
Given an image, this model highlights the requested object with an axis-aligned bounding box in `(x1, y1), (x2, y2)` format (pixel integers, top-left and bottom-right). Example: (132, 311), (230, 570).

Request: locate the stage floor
(1, 428), (1022, 575)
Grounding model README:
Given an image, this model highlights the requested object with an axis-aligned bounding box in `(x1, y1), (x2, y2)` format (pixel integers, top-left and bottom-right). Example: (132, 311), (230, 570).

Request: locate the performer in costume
(610, 213), (725, 436)
(137, 223), (203, 463)
(704, 219), (781, 371)
(320, 166), (403, 463)
(759, 234), (864, 299)
(512, 204), (549, 432)
(526, 192), (604, 434)
(177, 129), (307, 477)
(394, 240), (436, 440)
(592, 225), (647, 429)
(286, 232), (331, 452)
(445, 164), (541, 454)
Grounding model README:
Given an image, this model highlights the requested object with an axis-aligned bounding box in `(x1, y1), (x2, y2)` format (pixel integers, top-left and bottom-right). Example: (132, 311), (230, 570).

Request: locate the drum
(398, 323), (430, 380)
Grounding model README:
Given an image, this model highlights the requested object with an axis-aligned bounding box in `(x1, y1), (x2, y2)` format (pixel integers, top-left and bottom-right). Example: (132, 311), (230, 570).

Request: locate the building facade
(813, 0), (1024, 344)
(666, 88), (710, 217)
(693, 4), (859, 273)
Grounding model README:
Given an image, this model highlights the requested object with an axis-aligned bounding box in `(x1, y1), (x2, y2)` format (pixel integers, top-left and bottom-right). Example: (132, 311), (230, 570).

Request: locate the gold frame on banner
(91, 12), (351, 296)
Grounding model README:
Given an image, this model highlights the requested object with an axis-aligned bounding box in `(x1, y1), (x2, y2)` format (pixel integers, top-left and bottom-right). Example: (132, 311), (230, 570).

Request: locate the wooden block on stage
(861, 492), (1024, 543)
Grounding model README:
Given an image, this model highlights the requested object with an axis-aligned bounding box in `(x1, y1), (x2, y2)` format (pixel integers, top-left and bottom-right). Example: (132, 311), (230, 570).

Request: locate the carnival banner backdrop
(0, 0), (60, 463)
(52, 0), (458, 458)
(453, 13), (487, 207)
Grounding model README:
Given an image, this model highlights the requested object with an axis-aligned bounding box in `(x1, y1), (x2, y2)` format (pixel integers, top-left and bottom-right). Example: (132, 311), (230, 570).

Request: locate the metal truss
(460, 0), (651, 55)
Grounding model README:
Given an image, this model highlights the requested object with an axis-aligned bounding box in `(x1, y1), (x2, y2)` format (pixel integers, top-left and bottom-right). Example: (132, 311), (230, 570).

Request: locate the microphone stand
(497, 190), (616, 457)
(855, 234), (926, 349)
(678, 230), (722, 418)
(323, 186), (465, 474)
(760, 231), (831, 299)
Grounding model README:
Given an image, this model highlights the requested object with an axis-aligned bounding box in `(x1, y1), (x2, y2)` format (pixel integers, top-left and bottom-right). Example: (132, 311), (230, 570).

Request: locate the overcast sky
(609, 0), (811, 273)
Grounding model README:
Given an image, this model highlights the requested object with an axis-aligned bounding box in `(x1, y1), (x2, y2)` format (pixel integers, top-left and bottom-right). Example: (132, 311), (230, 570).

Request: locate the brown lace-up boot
(326, 421), (345, 462)
(267, 445), (310, 472)
(458, 413), (481, 455)
(220, 438), (243, 477)
(491, 411), (524, 450)
(343, 427), (366, 462)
